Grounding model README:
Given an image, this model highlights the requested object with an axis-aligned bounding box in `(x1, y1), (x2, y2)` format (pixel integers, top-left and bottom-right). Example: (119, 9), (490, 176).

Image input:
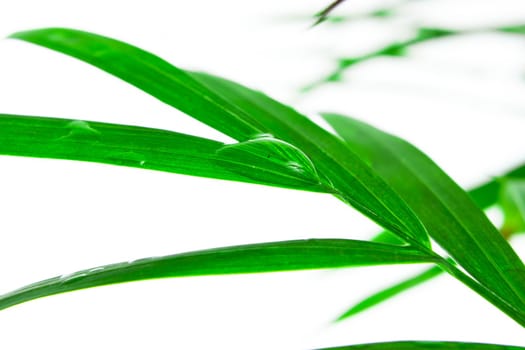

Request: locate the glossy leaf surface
(0, 114), (328, 192)
(0, 239), (437, 310)
(10, 27), (430, 248)
(323, 113), (525, 317)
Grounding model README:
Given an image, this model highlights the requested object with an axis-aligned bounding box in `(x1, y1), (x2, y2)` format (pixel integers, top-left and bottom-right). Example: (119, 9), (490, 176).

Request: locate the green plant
(1, 3), (524, 349)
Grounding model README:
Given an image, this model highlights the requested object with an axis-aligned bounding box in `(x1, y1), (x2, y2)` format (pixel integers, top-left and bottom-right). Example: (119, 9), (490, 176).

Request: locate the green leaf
(0, 114), (328, 192)
(9, 27), (431, 248)
(0, 239), (437, 311)
(323, 113), (525, 320)
(320, 341), (525, 350)
(336, 266), (442, 321)
(190, 71), (429, 246)
(499, 24), (525, 35)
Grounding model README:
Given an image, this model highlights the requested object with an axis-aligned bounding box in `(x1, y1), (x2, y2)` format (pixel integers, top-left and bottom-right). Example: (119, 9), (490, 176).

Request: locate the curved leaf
(0, 239), (437, 310)
(9, 27), (431, 248)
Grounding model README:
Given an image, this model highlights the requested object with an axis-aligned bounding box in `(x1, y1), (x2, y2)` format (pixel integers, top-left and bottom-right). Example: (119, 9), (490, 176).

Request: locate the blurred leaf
(323, 113), (525, 319)
(10, 27), (431, 249)
(320, 341), (525, 350)
(0, 114), (329, 192)
(499, 24), (525, 35)
(500, 179), (525, 237)
(0, 239), (438, 310)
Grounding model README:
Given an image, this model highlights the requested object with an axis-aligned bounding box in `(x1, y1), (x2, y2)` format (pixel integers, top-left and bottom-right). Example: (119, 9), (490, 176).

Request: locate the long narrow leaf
(0, 239), (438, 311)
(9, 27), (431, 248)
(0, 114), (331, 192)
(323, 113), (525, 320)
(320, 341), (525, 350)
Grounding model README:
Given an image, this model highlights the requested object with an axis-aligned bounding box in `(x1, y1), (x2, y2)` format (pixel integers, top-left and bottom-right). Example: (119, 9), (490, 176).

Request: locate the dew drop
(88, 267), (105, 273)
(216, 135), (322, 188)
(59, 272), (88, 283)
(250, 133), (274, 140)
(63, 120), (101, 141)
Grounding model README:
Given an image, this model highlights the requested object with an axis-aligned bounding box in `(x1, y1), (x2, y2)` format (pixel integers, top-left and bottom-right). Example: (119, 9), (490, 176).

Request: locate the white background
(0, 0), (524, 348)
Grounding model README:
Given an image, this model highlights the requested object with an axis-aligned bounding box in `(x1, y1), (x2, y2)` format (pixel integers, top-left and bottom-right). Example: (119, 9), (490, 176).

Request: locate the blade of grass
(0, 114), (328, 192)
(9, 27), (431, 248)
(0, 239), (439, 311)
(323, 113), (525, 321)
(319, 341), (525, 350)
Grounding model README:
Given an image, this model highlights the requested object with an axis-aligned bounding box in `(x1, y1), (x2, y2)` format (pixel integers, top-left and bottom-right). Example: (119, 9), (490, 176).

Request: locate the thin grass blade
(0, 239), (438, 311)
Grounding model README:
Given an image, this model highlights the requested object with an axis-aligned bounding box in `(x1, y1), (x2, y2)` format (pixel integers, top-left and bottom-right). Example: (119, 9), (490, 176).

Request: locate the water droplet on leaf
(63, 120), (101, 141)
(216, 136), (323, 190)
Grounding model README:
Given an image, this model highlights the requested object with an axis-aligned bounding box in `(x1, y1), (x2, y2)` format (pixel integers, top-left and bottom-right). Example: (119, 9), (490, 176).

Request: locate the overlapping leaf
(0, 239), (437, 310)
(9, 27), (430, 247)
(6, 27), (525, 326)
(323, 113), (525, 318)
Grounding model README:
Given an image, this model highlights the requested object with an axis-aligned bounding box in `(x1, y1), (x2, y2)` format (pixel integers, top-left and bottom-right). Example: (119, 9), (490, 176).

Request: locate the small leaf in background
(500, 179), (525, 238)
(0, 239), (438, 311)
